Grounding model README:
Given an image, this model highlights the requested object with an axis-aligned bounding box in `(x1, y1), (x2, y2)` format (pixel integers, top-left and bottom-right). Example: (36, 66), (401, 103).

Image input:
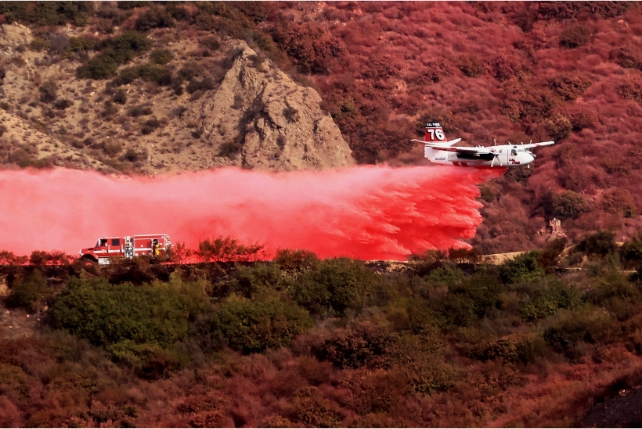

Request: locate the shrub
(200, 36), (221, 51)
(150, 48), (173, 65)
(559, 23), (591, 49)
(577, 231), (617, 257)
(52, 277), (205, 347)
(500, 251), (545, 284)
(53, 98), (72, 110)
(108, 340), (180, 380)
(517, 278), (582, 321)
(76, 32), (152, 80)
(224, 263), (291, 298)
(209, 295), (313, 354)
(610, 47), (639, 69)
(475, 333), (548, 365)
(178, 61), (204, 81)
(186, 77), (215, 94)
(544, 307), (613, 359)
(620, 234), (642, 268)
(548, 74), (592, 100)
(39, 80), (57, 103)
(430, 292), (476, 327)
(113, 88), (127, 104)
(274, 249), (320, 272)
(135, 7), (175, 32)
(218, 141), (242, 157)
(545, 114), (572, 141)
(197, 236), (264, 262)
(122, 147), (147, 163)
(552, 190), (588, 220)
(588, 266), (641, 312)
(315, 320), (395, 369)
(5, 270), (48, 310)
(600, 189), (637, 218)
(290, 257), (377, 315)
(103, 141), (122, 157)
(537, 237), (568, 272)
(457, 54), (484, 77)
(141, 118), (161, 135)
(128, 104), (152, 117)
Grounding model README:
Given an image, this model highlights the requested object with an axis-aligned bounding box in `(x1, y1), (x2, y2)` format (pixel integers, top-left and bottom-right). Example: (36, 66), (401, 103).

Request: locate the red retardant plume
(0, 166), (503, 260)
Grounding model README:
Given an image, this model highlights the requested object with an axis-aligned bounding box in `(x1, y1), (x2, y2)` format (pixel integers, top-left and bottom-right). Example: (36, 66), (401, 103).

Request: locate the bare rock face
(185, 42), (354, 171)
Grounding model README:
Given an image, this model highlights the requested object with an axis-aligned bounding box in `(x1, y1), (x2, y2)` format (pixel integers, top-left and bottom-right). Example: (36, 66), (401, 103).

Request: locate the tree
(552, 191), (588, 220)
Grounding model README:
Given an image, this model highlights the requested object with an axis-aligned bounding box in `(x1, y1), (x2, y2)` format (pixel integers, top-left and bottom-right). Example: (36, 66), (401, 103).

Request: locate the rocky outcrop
(184, 42), (354, 171)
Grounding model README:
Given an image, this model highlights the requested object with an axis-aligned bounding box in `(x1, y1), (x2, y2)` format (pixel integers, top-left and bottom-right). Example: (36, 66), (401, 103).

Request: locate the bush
(186, 77), (215, 94)
(577, 230), (617, 257)
(76, 32), (152, 80)
(5, 270), (48, 310)
(315, 320), (395, 369)
(200, 36), (221, 51)
(39, 80), (57, 103)
(135, 7), (175, 32)
(537, 237), (568, 272)
(548, 74), (592, 100)
(209, 295), (313, 354)
(552, 190), (588, 220)
(53, 98), (72, 110)
(600, 189), (637, 218)
(517, 277), (582, 322)
(610, 47), (639, 69)
(457, 54), (484, 77)
(500, 251), (545, 284)
(544, 307), (613, 359)
(128, 104), (152, 117)
(52, 277), (206, 347)
(560, 23), (591, 49)
(620, 234), (642, 268)
(197, 236), (264, 262)
(177, 61), (204, 81)
(290, 258), (377, 315)
(150, 48), (173, 65)
(218, 141), (242, 157)
(545, 114), (572, 141)
(103, 141), (122, 157)
(224, 263), (291, 298)
(113, 88), (127, 104)
(475, 333), (548, 365)
(274, 249), (320, 272)
(141, 118), (161, 135)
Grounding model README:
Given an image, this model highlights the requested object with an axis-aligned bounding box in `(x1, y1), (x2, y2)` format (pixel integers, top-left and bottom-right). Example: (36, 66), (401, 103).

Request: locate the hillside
(2, 234), (642, 427)
(259, 1), (642, 253)
(0, 1), (640, 254)
(0, 6), (353, 174)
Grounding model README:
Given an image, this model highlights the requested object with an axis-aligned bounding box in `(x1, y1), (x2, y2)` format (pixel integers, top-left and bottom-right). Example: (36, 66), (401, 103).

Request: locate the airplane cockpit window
(511, 149), (517, 156)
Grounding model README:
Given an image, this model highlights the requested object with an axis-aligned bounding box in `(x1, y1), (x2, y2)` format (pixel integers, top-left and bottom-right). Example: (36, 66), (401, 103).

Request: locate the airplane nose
(524, 153), (535, 164)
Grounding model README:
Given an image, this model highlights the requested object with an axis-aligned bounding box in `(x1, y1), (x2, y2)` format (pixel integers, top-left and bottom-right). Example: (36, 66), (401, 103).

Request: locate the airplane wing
(521, 141), (555, 149)
(433, 146), (493, 154)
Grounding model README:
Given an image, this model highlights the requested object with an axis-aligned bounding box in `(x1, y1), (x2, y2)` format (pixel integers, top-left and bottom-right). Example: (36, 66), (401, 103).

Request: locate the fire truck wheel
(79, 255), (97, 266)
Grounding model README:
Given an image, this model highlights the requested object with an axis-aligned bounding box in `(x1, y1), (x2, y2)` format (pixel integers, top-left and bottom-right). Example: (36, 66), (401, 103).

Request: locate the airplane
(412, 121), (555, 168)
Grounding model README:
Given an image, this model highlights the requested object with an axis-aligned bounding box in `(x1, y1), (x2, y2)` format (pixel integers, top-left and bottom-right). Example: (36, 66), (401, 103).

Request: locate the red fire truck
(79, 234), (171, 265)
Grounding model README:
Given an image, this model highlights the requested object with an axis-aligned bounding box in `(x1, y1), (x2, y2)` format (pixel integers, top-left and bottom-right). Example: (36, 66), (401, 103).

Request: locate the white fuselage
(427, 144), (535, 168)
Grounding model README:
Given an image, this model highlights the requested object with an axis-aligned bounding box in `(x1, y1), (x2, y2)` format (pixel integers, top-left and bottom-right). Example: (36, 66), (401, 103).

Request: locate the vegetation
(2, 235), (642, 426)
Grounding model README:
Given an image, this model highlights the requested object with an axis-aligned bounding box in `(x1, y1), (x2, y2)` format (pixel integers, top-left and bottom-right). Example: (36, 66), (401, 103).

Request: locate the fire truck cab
(79, 234), (171, 265)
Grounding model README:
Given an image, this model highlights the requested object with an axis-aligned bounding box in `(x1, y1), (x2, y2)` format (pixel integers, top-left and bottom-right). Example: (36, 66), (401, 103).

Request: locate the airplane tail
(425, 121), (447, 143)
(420, 121), (458, 159)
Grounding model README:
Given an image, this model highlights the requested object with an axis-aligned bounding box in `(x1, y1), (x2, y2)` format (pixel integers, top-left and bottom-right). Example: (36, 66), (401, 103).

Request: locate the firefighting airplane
(412, 122), (555, 168)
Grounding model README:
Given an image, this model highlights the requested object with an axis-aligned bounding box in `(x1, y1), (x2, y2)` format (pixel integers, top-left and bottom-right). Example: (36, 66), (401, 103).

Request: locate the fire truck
(79, 234), (171, 265)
